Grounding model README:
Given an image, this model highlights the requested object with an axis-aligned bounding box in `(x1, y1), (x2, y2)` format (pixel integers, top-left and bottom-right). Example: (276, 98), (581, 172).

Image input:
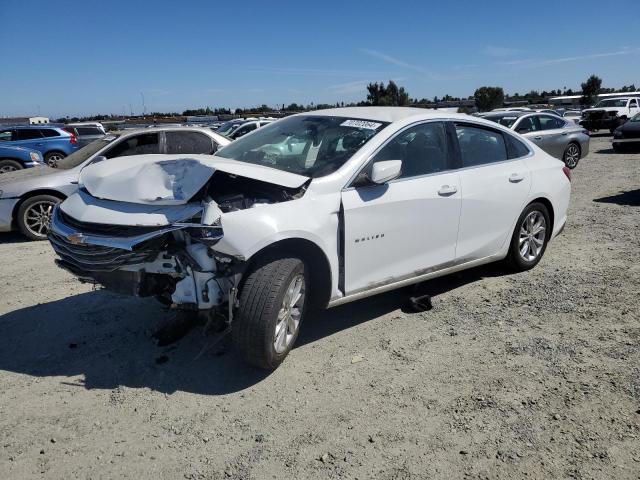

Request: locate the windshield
(484, 115), (518, 128)
(216, 121), (243, 136)
(631, 113), (640, 122)
(55, 135), (118, 169)
(595, 99), (628, 108)
(216, 115), (389, 177)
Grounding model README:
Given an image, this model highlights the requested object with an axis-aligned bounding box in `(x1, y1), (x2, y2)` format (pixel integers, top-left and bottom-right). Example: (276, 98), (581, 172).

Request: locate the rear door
(536, 115), (570, 158)
(163, 130), (216, 154)
(341, 121), (461, 294)
(453, 122), (532, 262)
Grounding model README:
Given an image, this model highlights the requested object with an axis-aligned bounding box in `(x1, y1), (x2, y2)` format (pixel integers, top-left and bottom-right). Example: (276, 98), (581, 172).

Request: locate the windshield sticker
(103, 135), (117, 141)
(340, 119), (383, 130)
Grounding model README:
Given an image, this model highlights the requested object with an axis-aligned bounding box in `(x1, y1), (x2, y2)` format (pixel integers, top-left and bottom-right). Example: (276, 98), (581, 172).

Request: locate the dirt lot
(0, 134), (639, 479)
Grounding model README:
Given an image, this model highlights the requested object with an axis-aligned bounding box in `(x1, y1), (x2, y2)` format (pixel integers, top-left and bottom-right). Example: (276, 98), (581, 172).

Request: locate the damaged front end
(49, 201), (237, 312)
(47, 154), (309, 320)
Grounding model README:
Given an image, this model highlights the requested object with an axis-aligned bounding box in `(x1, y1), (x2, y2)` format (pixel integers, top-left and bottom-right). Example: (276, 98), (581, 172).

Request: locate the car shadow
(594, 189), (640, 207)
(0, 264), (507, 395)
(0, 232), (29, 244)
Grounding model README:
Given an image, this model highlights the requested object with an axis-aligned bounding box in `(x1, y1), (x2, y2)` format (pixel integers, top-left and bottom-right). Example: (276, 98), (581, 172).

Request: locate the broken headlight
(184, 225), (223, 245)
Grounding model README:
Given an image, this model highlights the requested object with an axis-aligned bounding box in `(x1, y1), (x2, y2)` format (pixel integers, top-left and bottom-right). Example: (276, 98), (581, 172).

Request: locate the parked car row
(44, 107), (572, 369)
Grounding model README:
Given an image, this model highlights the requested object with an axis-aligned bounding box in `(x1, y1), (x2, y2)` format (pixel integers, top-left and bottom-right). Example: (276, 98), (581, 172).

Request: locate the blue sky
(1, 0), (639, 117)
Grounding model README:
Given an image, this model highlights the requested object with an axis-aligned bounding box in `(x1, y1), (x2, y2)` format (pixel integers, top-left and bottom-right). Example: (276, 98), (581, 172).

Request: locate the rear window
(40, 129), (61, 137)
(504, 134), (531, 159)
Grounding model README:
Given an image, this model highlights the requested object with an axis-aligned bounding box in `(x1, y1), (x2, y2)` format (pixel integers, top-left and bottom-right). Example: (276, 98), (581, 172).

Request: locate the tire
(504, 202), (551, 272)
(232, 254), (308, 369)
(44, 151), (65, 167)
(16, 194), (62, 241)
(0, 159), (23, 174)
(562, 142), (581, 169)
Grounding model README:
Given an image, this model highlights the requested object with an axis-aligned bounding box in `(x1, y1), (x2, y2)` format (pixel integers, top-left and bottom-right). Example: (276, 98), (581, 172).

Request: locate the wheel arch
(12, 189), (67, 221)
(243, 237), (333, 309)
(529, 196), (555, 233)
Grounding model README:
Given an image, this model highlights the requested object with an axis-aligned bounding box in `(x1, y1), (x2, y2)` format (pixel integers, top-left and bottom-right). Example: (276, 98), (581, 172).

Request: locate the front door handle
(533, 136), (543, 140)
(561, 131), (568, 136)
(437, 185), (458, 196)
(509, 173), (524, 183)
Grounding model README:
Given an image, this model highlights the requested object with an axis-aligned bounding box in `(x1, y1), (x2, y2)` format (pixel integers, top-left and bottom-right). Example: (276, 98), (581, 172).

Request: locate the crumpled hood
(79, 154), (309, 205)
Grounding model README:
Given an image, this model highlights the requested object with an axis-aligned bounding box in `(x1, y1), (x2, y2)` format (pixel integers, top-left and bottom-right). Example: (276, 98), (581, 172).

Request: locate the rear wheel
(44, 151), (65, 167)
(16, 194), (62, 240)
(233, 255), (307, 369)
(562, 142), (580, 169)
(0, 159), (23, 173)
(504, 202), (551, 272)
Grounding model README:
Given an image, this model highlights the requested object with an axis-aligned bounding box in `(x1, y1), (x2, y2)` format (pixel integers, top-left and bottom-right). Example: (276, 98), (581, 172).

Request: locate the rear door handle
(437, 185), (458, 196)
(561, 132), (568, 136)
(509, 173), (524, 183)
(533, 136), (543, 140)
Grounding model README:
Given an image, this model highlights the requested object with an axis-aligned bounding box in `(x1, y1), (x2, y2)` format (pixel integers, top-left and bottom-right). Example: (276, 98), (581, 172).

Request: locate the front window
(595, 99), (628, 108)
(216, 116), (389, 177)
(56, 136), (119, 169)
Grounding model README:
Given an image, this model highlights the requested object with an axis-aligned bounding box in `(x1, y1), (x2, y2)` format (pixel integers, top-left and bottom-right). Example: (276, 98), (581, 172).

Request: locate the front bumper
(0, 198), (19, 232)
(612, 137), (640, 145)
(580, 117), (618, 130)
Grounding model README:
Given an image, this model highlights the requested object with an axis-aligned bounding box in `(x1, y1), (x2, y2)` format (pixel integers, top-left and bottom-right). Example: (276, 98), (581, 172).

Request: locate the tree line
(54, 75), (636, 122)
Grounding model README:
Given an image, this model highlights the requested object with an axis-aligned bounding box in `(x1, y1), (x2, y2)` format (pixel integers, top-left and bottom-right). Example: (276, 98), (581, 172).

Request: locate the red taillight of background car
(68, 133), (77, 144)
(562, 166), (571, 181)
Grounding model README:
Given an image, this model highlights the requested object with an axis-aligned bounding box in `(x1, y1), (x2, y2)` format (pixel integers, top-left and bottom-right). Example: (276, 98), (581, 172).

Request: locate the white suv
(48, 108), (571, 369)
(580, 97), (640, 132)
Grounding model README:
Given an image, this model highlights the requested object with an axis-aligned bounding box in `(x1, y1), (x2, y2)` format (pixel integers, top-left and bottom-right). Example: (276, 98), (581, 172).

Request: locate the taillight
(562, 166), (571, 181)
(69, 133), (77, 144)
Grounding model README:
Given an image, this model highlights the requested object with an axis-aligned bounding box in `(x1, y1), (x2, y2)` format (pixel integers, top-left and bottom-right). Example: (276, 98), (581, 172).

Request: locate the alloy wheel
(0, 165), (18, 173)
(23, 201), (55, 238)
(273, 274), (304, 354)
(46, 154), (63, 167)
(564, 144), (580, 168)
(518, 211), (546, 262)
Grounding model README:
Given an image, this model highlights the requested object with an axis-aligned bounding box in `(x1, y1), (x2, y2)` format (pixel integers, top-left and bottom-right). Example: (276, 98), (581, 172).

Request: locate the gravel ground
(0, 134), (639, 479)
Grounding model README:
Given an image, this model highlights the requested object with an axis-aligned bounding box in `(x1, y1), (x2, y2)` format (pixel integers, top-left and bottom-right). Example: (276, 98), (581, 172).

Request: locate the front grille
(49, 209), (163, 273)
(586, 110), (606, 120)
(58, 209), (160, 236)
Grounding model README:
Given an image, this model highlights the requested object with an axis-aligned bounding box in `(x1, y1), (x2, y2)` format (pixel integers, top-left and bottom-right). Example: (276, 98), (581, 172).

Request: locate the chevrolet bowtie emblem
(67, 233), (86, 245)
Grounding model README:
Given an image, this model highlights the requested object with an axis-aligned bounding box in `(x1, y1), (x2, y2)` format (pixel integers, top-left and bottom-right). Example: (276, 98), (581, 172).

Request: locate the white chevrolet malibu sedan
(48, 107), (571, 369)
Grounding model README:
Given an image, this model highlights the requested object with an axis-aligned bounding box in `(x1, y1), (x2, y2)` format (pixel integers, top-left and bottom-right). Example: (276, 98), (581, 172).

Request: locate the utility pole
(129, 103), (133, 116)
(140, 92), (146, 116)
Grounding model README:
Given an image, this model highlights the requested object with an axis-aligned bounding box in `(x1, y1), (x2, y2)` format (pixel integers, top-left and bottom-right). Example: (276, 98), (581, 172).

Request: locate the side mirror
(91, 155), (107, 165)
(371, 160), (402, 184)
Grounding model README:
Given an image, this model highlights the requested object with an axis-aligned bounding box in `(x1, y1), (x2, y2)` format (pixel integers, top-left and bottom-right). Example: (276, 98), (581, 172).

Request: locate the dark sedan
(612, 113), (640, 151)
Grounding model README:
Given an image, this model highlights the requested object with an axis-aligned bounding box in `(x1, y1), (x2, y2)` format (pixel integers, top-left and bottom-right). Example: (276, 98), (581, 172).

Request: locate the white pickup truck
(580, 97), (640, 133)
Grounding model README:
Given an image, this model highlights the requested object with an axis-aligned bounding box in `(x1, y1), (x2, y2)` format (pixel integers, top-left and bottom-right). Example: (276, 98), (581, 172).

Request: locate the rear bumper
(0, 198), (19, 232)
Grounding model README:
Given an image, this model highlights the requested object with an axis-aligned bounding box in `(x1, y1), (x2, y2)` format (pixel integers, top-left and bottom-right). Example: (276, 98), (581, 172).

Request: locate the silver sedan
(483, 112), (590, 169)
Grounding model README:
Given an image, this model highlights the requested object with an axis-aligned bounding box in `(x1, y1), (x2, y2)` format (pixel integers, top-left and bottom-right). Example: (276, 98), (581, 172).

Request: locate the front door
(341, 121), (461, 295)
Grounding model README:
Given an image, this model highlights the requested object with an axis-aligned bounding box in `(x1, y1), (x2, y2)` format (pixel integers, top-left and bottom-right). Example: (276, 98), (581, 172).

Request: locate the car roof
(298, 106), (473, 123)
(482, 111), (528, 119)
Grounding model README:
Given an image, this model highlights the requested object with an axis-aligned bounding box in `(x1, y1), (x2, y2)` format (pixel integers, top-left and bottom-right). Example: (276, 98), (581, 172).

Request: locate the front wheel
(233, 255), (307, 369)
(17, 194), (62, 240)
(504, 202), (551, 272)
(563, 142), (580, 169)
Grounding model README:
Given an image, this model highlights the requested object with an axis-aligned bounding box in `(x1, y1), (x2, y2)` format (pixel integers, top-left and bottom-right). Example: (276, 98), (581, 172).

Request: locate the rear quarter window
(40, 129), (61, 137)
(504, 133), (531, 159)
